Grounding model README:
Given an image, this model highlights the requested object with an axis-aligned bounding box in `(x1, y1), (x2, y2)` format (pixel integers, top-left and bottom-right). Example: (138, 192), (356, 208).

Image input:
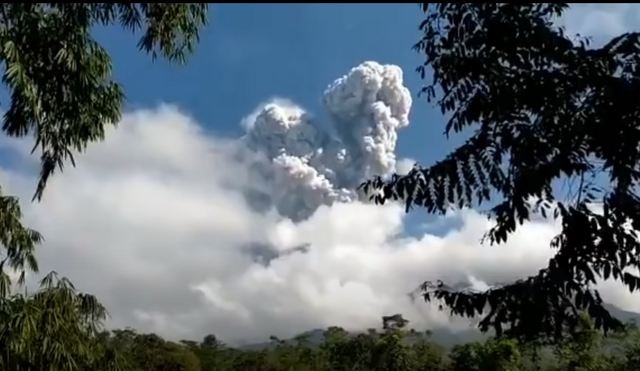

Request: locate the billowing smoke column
(243, 61), (412, 222)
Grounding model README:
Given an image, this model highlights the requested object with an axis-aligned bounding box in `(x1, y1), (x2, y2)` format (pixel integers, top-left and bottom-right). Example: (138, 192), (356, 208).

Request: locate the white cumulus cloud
(0, 116), (559, 343)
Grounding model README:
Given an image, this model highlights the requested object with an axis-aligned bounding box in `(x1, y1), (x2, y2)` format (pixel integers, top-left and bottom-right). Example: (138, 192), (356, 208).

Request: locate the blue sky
(90, 4), (471, 235)
(94, 4), (460, 170)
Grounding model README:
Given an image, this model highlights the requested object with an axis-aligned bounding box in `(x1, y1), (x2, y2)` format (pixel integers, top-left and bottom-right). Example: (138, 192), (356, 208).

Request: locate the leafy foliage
(113, 329), (201, 371)
(0, 272), (123, 371)
(0, 3), (208, 202)
(449, 338), (523, 371)
(100, 314), (640, 371)
(362, 3), (640, 342)
(0, 3), (208, 371)
(0, 1), (209, 292)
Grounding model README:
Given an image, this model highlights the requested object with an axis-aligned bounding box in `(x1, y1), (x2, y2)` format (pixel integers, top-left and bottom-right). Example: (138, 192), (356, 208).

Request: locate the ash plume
(242, 61), (412, 223)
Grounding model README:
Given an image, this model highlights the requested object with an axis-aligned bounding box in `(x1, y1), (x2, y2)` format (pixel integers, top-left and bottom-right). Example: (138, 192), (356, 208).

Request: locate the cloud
(0, 113), (554, 343)
(395, 158), (416, 175)
(1, 6), (640, 344)
(2, 104), (637, 344)
(558, 4), (640, 45)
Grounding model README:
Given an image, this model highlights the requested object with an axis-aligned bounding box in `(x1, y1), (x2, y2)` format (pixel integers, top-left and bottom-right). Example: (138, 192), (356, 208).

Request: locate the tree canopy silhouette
(362, 3), (640, 342)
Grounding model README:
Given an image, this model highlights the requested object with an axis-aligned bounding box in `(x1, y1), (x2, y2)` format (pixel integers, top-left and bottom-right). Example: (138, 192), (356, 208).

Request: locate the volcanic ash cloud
(242, 61), (413, 222)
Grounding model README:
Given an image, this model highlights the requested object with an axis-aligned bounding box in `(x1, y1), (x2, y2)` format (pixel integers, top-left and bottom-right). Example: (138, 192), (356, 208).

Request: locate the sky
(1, 4), (640, 344)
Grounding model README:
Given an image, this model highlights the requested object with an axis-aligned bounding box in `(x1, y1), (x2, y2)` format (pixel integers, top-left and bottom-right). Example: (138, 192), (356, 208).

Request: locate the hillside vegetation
(94, 314), (640, 371)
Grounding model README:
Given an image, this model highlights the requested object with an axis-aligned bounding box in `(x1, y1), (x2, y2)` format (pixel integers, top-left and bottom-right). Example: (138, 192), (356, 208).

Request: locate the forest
(96, 313), (640, 371)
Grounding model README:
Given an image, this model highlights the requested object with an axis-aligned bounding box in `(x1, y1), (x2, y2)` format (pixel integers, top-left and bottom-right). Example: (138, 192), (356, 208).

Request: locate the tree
(0, 3), (208, 371)
(550, 314), (609, 371)
(99, 317), (640, 371)
(363, 3), (640, 342)
(202, 334), (222, 349)
(0, 2), (209, 284)
(0, 272), (125, 371)
(130, 334), (200, 371)
(449, 338), (523, 371)
(110, 330), (201, 371)
(1, 4), (208, 202)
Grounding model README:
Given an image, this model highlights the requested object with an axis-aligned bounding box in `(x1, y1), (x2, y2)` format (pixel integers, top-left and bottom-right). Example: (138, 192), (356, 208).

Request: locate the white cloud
(395, 158), (416, 175)
(559, 4), (640, 45)
(0, 104), (637, 345)
(0, 4), (639, 345)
